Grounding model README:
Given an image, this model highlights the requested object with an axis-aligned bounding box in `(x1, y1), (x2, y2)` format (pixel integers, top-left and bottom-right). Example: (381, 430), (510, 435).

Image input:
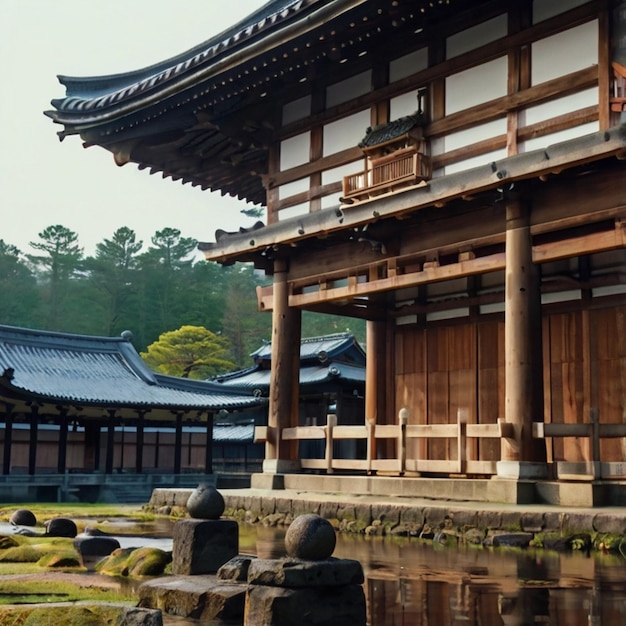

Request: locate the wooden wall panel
(478, 320), (504, 461)
(592, 307), (626, 462)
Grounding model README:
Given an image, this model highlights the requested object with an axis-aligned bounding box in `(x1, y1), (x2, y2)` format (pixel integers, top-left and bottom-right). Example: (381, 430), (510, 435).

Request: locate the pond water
(250, 525), (626, 626)
(4, 518), (626, 624)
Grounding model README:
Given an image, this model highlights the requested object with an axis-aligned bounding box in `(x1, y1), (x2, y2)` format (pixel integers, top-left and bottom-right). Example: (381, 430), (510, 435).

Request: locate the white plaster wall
(323, 109), (370, 156)
(390, 89), (422, 120)
(520, 87), (598, 125)
(389, 48), (428, 82)
(522, 121), (598, 152)
(533, 0), (590, 24)
(446, 14), (508, 58)
(442, 119), (508, 152)
(322, 160), (363, 185)
(278, 177), (310, 200)
(445, 57), (508, 115)
(282, 95), (311, 125)
(280, 132), (310, 170)
(326, 70), (372, 108)
(277, 202), (310, 220)
(531, 21), (598, 85)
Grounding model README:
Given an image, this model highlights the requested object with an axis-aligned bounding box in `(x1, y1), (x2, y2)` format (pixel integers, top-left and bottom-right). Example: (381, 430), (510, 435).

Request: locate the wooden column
(3, 404), (14, 475)
(28, 405), (39, 475)
(57, 408), (68, 474)
(264, 258), (301, 473)
(135, 411), (145, 474)
(501, 189), (546, 475)
(365, 320), (386, 469)
(174, 413), (183, 474)
(205, 412), (214, 475)
(105, 411), (115, 474)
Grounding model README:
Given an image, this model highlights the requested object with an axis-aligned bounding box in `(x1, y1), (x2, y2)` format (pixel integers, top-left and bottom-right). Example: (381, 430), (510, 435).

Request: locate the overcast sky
(1, 0), (265, 258)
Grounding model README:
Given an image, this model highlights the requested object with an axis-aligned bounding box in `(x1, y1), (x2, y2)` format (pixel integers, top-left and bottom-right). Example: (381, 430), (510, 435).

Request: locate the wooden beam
(289, 253), (506, 306)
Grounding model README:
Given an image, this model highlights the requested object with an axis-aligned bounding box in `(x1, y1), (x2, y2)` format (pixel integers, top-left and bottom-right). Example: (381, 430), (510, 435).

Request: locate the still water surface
(9, 517), (626, 625)
(246, 524), (626, 626)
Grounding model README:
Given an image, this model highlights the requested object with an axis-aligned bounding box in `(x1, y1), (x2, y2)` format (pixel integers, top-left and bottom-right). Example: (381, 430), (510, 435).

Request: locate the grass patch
(0, 504), (154, 524)
(0, 578), (134, 605)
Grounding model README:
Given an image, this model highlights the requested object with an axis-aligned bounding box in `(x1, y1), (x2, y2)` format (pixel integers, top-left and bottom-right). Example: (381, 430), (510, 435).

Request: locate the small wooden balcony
(341, 147), (431, 204)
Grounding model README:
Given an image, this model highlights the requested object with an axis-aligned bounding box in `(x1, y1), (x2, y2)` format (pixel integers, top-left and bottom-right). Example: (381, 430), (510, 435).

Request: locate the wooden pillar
(205, 412), (214, 475)
(500, 189), (546, 477)
(105, 411), (115, 474)
(174, 413), (183, 474)
(135, 411), (145, 474)
(57, 408), (68, 474)
(3, 404), (14, 475)
(264, 258), (301, 474)
(365, 320), (386, 468)
(28, 405), (39, 475)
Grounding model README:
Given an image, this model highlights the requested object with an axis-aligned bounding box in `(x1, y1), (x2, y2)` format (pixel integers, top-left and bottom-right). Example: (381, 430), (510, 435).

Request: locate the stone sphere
(284, 514), (336, 560)
(9, 509), (36, 527)
(45, 517), (78, 538)
(186, 483), (225, 520)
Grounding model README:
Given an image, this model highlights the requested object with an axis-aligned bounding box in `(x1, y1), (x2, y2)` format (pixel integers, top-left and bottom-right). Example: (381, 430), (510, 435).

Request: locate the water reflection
(84, 521), (626, 624)
(330, 533), (626, 626)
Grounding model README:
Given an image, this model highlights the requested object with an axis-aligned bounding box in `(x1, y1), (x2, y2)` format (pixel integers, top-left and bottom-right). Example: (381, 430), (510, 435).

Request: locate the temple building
(46, 0), (626, 505)
(0, 324), (264, 501)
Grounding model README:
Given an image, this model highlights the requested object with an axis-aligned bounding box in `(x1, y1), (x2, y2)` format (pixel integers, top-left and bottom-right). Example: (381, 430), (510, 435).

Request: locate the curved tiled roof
(45, 0), (463, 205)
(214, 333), (365, 391)
(0, 325), (262, 412)
(215, 362), (365, 391)
(250, 332), (365, 363)
(50, 0), (309, 118)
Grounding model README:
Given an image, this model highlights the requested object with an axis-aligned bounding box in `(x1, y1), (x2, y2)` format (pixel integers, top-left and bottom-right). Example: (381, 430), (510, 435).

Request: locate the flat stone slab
(246, 557), (364, 588)
(138, 575), (245, 622)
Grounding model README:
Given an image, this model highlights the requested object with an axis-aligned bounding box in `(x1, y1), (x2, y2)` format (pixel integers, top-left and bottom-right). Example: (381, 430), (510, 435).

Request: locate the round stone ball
(10, 509), (37, 527)
(186, 483), (225, 520)
(45, 517), (78, 538)
(285, 514), (336, 560)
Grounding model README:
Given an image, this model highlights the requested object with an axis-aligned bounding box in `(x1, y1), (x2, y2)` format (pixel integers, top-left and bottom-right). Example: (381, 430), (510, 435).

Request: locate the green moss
(0, 605), (127, 626)
(95, 546), (171, 577)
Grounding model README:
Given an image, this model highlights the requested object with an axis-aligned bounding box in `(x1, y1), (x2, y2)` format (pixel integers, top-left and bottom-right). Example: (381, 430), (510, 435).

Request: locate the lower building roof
(0, 325), (264, 418)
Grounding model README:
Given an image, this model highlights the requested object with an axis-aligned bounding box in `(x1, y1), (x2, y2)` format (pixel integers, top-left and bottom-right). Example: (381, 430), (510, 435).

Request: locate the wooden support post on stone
(264, 258), (302, 474)
(499, 187), (546, 478)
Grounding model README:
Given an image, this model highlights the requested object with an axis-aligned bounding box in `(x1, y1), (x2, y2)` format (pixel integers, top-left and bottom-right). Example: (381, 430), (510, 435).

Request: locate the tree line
(0, 225), (364, 373)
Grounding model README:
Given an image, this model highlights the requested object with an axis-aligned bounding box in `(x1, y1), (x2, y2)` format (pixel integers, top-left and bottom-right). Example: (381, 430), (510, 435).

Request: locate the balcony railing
(342, 147), (431, 204)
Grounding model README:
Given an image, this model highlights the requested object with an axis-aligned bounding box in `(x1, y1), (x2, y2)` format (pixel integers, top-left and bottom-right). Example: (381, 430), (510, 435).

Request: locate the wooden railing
(256, 409), (514, 477)
(533, 408), (626, 480)
(255, 408), (626, 480)
(342, 148), (431, 203)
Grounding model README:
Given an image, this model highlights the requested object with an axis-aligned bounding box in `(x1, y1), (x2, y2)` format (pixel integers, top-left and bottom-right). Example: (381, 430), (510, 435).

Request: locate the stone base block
(247, 557), (364, 587)
(251, 473), (286, 490)
(138, 575), (245, 622)
(172, 519), (238, 575)
(535, 481), (607, 507)
(262, 459), (301, 475)
(496, 461), (547, 480)
(244, 584), (366, 626)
